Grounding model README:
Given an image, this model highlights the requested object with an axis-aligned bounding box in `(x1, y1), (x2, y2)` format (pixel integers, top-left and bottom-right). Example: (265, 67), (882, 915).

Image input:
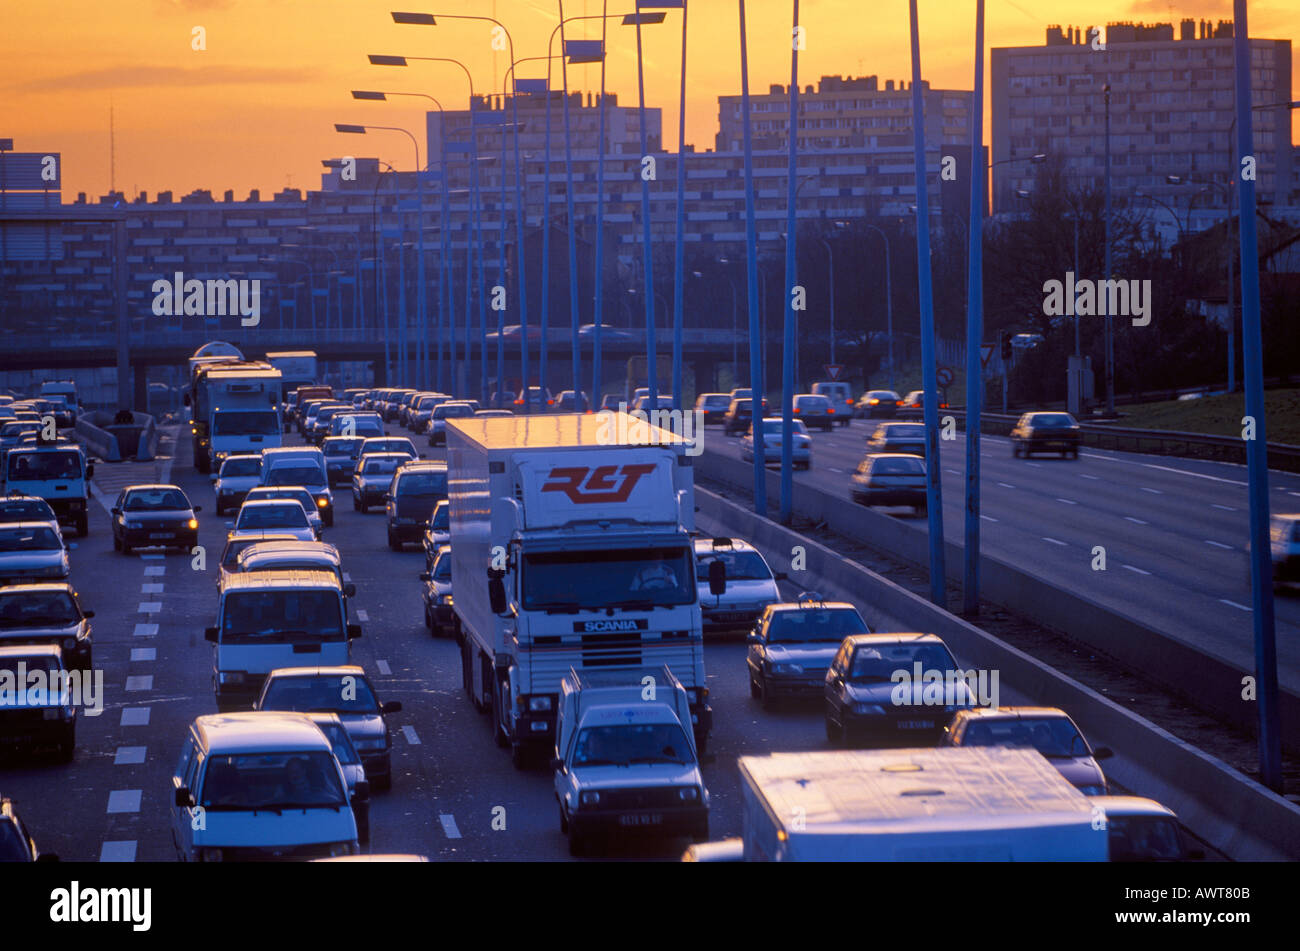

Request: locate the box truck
(185, 362), (282, 473)
(447, 413), (711, 768)
(738, 747), (1108, 861)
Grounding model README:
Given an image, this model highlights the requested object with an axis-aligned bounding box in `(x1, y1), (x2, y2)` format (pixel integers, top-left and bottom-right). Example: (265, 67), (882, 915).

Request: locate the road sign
(980, 343), (995, 367)
(823, 364), (844, 381)
(936, 366), (954, 387)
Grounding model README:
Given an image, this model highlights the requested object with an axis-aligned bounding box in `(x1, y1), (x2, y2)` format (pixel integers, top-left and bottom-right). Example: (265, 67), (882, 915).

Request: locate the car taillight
(827, 408), (835, 414)
(514, 399), (523, 405)
(547, 399), (554, 405)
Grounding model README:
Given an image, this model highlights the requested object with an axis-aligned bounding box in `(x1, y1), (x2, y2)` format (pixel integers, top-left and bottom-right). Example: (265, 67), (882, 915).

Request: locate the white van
(170, 712), (364, 861)
(205, 569), (360, 710)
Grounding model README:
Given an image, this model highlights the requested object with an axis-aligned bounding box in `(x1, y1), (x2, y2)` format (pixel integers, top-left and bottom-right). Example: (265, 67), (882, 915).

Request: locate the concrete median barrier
(76, 411), (160, 462)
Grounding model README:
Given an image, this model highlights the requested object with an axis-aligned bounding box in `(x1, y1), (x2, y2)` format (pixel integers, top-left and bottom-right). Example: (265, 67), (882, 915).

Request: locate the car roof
(693, 537), (757, 553)
(238, 540), (338, 558)
(0, 582), (75, 595)
(193, 712), (333, 754)
(219, 569), (341, 591)
(0, 521), (63, 532)
(1088, 795), (1177, 818)
(397, 461), (447, 471)
(953, 706), (1072, 721)
(767, 600), (859, 614)
(239, 498), (305, 509)
(0, 643), (62, 659)
(865, 452), (925, 462)
(223, 531), (301, 546)
(248, 485), (313, 496)
(266, 665), (367, 680)
(842, 633), (946, 648)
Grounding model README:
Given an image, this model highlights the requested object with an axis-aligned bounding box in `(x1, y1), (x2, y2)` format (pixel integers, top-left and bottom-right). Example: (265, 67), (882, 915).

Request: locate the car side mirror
(343, 583), (356, 598)
(381, 701), (403, 714)
(347, 623), (363, 639)
(175, 787), (194, 808)
(204, 626), (218, 643)
(418, 572), (431, 582)
(1092, 746), (1114, 761)
(83, 610), (95, 619)
(192, 505), (203, 513)
(488, 569), (508, 615)
(708, 559), (727, 596)
(353, 780), (371, 802)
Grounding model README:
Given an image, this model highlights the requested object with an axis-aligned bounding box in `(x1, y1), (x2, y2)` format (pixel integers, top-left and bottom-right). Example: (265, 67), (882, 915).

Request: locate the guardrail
(946, 409), (1300, 473)
(75, 411), (159, 462)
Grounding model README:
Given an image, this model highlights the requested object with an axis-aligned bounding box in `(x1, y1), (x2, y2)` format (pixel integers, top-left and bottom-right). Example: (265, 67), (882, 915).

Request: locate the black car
(1010, 411), (1081, 459)
(823, 634), (973, 747)
(111, 485), (201, 553)
(850, 453), (927, 514)
(0, 495), (59, 529)
(748, 597), (871, 708)
(723, 398), (769, 436)
(419, 545), (456, 637)
(0, 583), (94, 671)
(792, 394), (836, 431)
(855, 390), (901, 419)
(0, 796), (55, 861)
(865, 422), (926, 457)
(386, 462), (449, 550)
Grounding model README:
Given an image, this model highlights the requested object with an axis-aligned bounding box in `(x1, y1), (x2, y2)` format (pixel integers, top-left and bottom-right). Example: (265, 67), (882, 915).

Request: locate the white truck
(552, 665), (710, 856)
(447, 412), (711, 768)
(738, 747), (1109, 861)
(264, 351), (319, 400)
(186, 361), (283, 473)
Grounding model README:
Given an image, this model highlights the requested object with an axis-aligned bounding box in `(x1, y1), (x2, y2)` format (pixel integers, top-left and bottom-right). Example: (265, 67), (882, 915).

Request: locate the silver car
(0, 523), (69, 585)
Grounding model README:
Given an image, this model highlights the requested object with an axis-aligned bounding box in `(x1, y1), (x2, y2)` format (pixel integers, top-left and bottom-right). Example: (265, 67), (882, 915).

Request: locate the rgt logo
(541, 464), (656, 504)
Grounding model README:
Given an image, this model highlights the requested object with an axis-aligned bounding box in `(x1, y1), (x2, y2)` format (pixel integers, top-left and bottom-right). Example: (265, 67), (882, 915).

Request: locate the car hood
(842, 679), (974, 707)
(0, 550), (66, 569)
(0, 621), (80, 641)
(570, 763), (703, 789)
(121, 509), (193, 521)
(763, 643), (840, 666)
(337, 713), (386, 742)
(1043, 755), (1106, 789)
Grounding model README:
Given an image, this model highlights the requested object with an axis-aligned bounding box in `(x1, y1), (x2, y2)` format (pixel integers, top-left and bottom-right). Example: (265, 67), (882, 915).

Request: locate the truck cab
(553, 666), (709, 857)
(1, 444), (93, 536)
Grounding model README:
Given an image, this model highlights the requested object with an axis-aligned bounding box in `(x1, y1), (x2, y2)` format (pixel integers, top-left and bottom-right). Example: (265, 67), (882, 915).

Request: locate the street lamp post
(738, 0), (765, 514)
(1103, 83), (1114, 416)
(861, 223), (893, 392)
(778, 0), (801, 525)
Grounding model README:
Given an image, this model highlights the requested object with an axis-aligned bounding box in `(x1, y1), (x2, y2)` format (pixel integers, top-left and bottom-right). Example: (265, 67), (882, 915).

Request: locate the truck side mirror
(347, 623), (363, 639)
(175, 787), (194, 807)
(85, 463), (94, 478)
(708, 559), (727, 596)
(488, 569), (508, 616)
(344, 583), (357, 598)
(204, 626), (218, 643)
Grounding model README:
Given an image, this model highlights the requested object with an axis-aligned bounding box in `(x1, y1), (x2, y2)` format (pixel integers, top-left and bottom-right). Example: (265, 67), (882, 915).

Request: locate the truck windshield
(573, 723), (695, 767)
(220, 590), (344, 643)
(6, 450), (82, 481)
(213, 411), (280, 436)
(199, 752), (347, 810)
(522, 546), (694, 610)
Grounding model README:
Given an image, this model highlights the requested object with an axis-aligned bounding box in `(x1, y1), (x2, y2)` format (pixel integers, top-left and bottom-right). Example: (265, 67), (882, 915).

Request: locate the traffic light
(1001, 333), (1013, 362)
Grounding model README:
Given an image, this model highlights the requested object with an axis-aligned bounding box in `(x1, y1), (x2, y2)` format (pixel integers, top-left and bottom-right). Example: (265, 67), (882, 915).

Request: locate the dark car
(792, 394), (836, 432)
(723, 397), (770, 436)
(419, 545), (456, 637)
(423, 500), (450, 571)
(850, 453), (927, 515)
(747, 597), (871, 708)
(897, 390), (948, 419)
(0, 796), (56, 861)
(823, 634), (974, 747)
(0, 645), (76, 760)
(1010, 411), (1081, 459)
(0, 495), (59, 530)
(256, 665), (402, 791)
(0, 583), (93, 671)
(111, 485), (201, 554)
(855, 389), (901, 419)
(865, 422), (926, 457)
(553, 391), (590, 413)
(694, 393), (732, 425)
(322, 436), (366, 486)
(351, 452), (407, 513)
(598, 394), (623, 412)
(944, 706), (1113, 795)
(386, 462), (449, 550)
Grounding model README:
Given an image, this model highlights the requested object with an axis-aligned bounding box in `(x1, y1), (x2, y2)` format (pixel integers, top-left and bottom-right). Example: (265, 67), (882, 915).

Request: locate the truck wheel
(387, 530), (400, 551)
(75, 513), (88, 537)
(694, 732), (708, 757)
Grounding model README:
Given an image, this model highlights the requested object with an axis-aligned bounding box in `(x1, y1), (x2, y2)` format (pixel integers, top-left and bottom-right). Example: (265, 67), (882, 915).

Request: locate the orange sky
(3, 0), (1296, 200)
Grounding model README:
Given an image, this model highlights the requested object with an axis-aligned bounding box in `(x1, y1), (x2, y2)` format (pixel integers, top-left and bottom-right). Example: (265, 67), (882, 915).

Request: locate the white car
(232, 499), (317, 542)
(694, 536), (784, 635)
(740, 418), (812, 469)
(244, 486), (324, 537)
(213, 454), (263, 516)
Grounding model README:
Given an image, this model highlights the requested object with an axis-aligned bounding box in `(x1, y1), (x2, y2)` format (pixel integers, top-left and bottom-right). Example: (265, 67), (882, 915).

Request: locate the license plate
(149, 533), (174, 539)
(618, 814), (663, 827)
(897, 720), (934, 729)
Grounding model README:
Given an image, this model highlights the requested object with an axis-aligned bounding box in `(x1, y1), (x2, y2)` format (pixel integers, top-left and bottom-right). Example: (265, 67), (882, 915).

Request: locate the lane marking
(130, 648), (157, 662)
(1220, 599), (1250, 612)
(138, 602), (161, 614)
(1122, 565), (1152, 575)
(141, 554), (164, 560)
(1205, 540), (1233, 550)
(402, 725), (421, 745)
(376, 659), (392, 676)
(114, 746), (147, 766)
(125, 675), (153, 691)
(1041, 537), (1067, 546)
(1026, 462), (1042, 468)
(944, 468), (959, 474)
(439, 814), (462, 839)
(144, 565), (166, 576)
(980, 515), (998, 522)
(107, 790), (142, 814)
(141, 583), (163, 594)
(120, 707), (150, 727)
(343, 572), (352, 582)
(132, 623), (158, 638)
(1078, 473), (1100, 480)
(1056, 498), (1077, 505)
(1140, 487), (1163, 494)
(997, 482), (1016, 489)
(99, 841), (137, 863)
(1212, 504), (1237, 511)
(1087, 454), (1249, 486)
(356, 609), (369, 622)
(1124, 516), (1148, 525)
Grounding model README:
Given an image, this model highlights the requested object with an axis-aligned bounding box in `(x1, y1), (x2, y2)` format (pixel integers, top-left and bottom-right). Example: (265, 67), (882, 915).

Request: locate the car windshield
(324, 439), (364, 456)
(795, 398), (830, 410)
(867, 391), (899, 401)
(0, 654), (59, 678)
(0, 499), (56, 522)
(766, 607), (869, 643)
(522, 546), (695, 610)
(0, 591), (78, 627)
(6, 450), (81, 481)
(125, 489), (188, 511)
(959, 716), (1087, 758)
(0, 527), (62, 551)
(237, 504), (308, 530)
(883, 425), (924, 439)
(250, 489), (315, 511)
(199, 752), (347, 810)
(396, 471), (447, 496)
(759, 420), (808, 435)
(573, 723), (695, 767)
(1107, 817), (1183, 861)
(433, 405), (472, 419)
(0, 820), (30, 861)
(695, 549), (772, 582)
(212, 412), (280, 436)
(315, 721), (361, 766)
(363, 441), (413, 456)
(430, 504), (449, 530)
(220, 457), (261, 478)
(363, 458), (402, 475)
(701, 396), (730, 407)
(261, 675), (379, 714)
(266, 465), (324, 488)
(1032, 414), (1076, 427)
(848, 642), (958, 683)
(220, 590), (343, 643)
(871, 457), (925, 475)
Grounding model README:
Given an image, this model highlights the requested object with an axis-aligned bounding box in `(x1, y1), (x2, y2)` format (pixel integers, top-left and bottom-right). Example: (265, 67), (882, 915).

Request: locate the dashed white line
(114, 747), (147, 766)
(138, 602), (161, 614)
(1056, 498), (1077, 505)
(120, 707), (150, 727)
(944, 468), (959, 474)
(106, 790), (142, 814)
(355, 609), (369, 622)
(439, 814), (462, 839)
(980, 515), (998, 522)
(1220, 599), (1251, 612)
(125, 675), (154, 691)
(1078, 473), (1100, 480)
(997, 482), (1016, 489)
(342, 572), (352, 582)
(1122, 565), (1152, 576)
(141, 583), (163, 594)
(99, 841), (137, 863)
(1212, 504), (1237, 511)
(828, 467), (844, 473)
(1140, 487), (1162, 494)
(1289, 491), (1300, 498)
(130, 648), (157, 662)
(144, 565), (166, 576)
(1205, 540), (1233, 550)
(1124, 516), (1148, 525)
(1041, 537), (1067, 546)
(376, 659), (392, 676)
(132, 623), (158, 638)
(402, 725), (421, 745)
(1026, 462), (1042, 468)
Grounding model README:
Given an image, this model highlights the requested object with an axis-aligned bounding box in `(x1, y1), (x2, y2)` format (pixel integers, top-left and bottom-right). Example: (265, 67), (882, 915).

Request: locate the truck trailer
(447, 413), (711, 768)
(738, 747), (1109, 861)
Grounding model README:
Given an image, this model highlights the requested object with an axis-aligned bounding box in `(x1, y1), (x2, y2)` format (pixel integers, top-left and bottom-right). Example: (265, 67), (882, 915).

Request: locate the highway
(703, 416), (1300, 694)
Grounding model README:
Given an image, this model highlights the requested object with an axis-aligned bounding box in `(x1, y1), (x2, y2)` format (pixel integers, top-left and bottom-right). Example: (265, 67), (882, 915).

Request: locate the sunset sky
(4, 0), (1297, 200)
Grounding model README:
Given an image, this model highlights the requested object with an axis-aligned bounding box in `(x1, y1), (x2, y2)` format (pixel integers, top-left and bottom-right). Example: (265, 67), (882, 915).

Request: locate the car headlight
(187, 519), (198, 529)
(852, 702), (886, 715)
(316, 497), (328, 508)
(678, 786), (701, 801)
(527, 695), (552, 712)
(439, 595), (453, 605)
(579, 790), (601, 806)
(1078, 785), (1106, 796)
